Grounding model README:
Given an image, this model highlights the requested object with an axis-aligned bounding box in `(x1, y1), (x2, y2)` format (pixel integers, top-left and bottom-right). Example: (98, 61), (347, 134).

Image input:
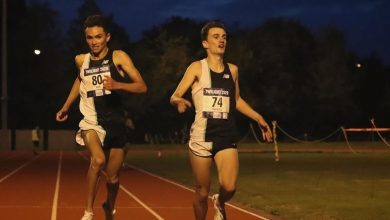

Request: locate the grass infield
(125, 143), (390, 220)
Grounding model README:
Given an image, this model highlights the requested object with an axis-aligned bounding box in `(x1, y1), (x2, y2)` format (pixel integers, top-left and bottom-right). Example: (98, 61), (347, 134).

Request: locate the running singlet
(77, 50), (129, 148)
(190, 59), (238, 145)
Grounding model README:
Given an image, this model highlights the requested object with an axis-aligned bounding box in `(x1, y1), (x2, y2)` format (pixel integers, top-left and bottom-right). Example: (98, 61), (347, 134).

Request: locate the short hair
(83, 14), (109, 33)
(200, 21), (226, 41)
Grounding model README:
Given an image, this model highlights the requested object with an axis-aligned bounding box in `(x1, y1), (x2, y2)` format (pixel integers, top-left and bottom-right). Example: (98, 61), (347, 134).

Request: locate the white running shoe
(212, 194), (227, 220)
(81, 210), (93, 220)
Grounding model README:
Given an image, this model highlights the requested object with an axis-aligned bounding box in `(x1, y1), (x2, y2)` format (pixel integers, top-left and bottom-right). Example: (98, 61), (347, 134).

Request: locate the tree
(7, 0), (64, 129)
(354, 55), (388, 125)
(131, 17), (203, 135)
(310, 26), (359, 130)
(228, 18), (317, 135)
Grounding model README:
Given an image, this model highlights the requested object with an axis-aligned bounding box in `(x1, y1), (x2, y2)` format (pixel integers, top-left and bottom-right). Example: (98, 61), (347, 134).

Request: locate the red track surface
(0, 151), (275, 220)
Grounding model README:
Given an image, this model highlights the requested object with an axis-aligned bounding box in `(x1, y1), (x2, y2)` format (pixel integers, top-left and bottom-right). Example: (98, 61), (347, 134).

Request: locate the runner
(56, 14), (147, 220)
(31, 125), (40, 155)
(170, 21), (272, 220)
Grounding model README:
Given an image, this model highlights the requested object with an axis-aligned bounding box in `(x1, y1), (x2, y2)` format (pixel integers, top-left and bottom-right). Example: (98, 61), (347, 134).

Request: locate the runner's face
(203, 27), (226, 55)
(85, 26), (110, 55)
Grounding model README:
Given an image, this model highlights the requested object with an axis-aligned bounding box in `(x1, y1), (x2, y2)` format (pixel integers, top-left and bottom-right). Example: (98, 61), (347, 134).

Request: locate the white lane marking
(125, 163), (270, 220)
(120, 185), (164, 220)
(51, 151), (63, 220)
(0, 154), (40, 183)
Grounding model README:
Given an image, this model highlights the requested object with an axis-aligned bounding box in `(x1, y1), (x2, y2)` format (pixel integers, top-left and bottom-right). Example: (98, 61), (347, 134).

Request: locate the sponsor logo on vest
(203, 88), (229, 96)
(84, 65), (110, 76)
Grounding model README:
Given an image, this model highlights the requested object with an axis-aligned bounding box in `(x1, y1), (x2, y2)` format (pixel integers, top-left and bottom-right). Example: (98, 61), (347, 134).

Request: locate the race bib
(84, 65), (111, 97)
(202, 88), (230, 119)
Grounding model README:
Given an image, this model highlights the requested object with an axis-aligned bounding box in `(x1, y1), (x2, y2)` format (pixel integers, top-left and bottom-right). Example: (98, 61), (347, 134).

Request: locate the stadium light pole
(1, 0), (8, 129)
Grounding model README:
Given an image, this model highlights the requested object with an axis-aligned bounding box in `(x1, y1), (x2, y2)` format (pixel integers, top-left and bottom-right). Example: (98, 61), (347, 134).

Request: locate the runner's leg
(82, 130), (106, 212)
(189, 151), (213, 220)
(104, 148), (125, 213)
(214, 148), (239, 207)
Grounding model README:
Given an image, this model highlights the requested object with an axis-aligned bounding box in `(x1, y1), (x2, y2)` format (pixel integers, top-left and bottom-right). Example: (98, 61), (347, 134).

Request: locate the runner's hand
(103, 76), (119, 90)
(56, 109), (68, 122)
(258, 120), (272, 142)
(178, 99), (192, 113)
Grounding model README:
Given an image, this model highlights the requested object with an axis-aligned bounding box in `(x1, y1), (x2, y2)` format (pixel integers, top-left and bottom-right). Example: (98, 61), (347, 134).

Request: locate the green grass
(125, 144), (390, 220)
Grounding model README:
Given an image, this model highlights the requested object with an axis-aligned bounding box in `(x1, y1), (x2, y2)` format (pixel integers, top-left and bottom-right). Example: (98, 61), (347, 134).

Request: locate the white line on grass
(125, 163), (270, 220)
(51, 151), (63, 220)
(0, 153), (40, 183)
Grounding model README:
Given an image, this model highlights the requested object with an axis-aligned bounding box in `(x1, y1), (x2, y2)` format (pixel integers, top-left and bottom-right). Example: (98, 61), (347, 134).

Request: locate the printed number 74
(212, 97), (223, 107)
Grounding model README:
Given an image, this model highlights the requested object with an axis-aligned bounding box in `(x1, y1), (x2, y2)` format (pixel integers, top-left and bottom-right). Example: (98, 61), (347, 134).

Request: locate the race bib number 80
(84, 65), (111, 97)
(202, 88), (230, 119)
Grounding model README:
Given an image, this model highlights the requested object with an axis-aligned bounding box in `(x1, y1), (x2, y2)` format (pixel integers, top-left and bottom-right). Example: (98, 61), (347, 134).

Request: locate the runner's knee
(106, 174), (119, 183)
(195, 185), (210, 200)
(220, 181), (236, 194)
(91, 156), (105, 169)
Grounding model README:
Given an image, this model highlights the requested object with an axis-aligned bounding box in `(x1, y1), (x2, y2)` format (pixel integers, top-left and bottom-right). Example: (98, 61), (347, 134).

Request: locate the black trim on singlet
(204, 63), (238, 144)
(89, 49), (129, 109)
(89, 49), (130, 148)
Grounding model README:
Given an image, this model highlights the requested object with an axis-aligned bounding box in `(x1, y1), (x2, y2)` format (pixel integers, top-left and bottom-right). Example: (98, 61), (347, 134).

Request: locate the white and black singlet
(189, 59), (238, 157)
(76, 50), (129, 148)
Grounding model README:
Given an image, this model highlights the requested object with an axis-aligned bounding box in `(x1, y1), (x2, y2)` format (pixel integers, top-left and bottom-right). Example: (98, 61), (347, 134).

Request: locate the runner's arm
(170, 62), (199, 113)
(106, 50), (147, 93)
(232, 64), (272, 142)
(56, 55), (83, 122)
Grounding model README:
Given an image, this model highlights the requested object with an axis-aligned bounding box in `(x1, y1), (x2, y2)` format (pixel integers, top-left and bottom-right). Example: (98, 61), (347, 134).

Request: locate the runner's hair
(84, 14), (110, 33)
(200, 20), (226, 41)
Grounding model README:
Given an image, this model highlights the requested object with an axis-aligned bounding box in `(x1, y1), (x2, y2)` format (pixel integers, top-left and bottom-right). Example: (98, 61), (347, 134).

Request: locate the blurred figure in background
(31, 125), (40, 155)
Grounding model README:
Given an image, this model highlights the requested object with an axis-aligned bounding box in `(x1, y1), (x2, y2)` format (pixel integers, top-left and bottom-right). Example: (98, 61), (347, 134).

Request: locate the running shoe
(212, 194), (227, 220)
(102, 202), (116, 220)
(81, 210), (93, 220)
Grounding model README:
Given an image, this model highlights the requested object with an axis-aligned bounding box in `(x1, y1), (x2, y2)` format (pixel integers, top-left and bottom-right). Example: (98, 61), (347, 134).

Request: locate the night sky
(29, 0), (390, 64)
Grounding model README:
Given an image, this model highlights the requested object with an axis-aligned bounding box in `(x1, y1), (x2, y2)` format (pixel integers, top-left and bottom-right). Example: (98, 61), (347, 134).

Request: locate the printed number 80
(92, 75), (103, 85)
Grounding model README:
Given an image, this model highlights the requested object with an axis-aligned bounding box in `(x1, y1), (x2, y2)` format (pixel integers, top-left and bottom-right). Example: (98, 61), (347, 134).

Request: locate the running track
(0, 151), (277, 220)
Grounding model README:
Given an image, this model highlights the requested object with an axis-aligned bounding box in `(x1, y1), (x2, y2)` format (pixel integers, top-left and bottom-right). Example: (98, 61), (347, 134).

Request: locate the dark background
(1, 0), (390, 142)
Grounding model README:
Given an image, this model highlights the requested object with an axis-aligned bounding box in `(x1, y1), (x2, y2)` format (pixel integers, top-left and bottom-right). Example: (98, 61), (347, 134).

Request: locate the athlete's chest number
(92, 75), (103, 85)
(84, 65), (111, 97)
(212, 97), (223, 108)
(202, 88), (230, 119)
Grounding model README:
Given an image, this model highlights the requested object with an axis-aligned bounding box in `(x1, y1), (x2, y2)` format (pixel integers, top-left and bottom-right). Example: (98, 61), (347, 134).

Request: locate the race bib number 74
(202, 88), (230, 119)
(84, 65), (111, 97)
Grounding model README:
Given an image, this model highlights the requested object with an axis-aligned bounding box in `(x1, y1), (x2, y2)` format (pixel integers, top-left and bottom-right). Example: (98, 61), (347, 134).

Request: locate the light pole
(1, 0), (8, 129)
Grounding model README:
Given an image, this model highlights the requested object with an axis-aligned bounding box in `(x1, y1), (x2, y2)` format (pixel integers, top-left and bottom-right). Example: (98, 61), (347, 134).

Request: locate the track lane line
(0, 153), (41, 183)
(119, 185), (164, 220)
(124, 163), (270, 220)
(51, 151), (63, 220)
(77, 151), (164, 219)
